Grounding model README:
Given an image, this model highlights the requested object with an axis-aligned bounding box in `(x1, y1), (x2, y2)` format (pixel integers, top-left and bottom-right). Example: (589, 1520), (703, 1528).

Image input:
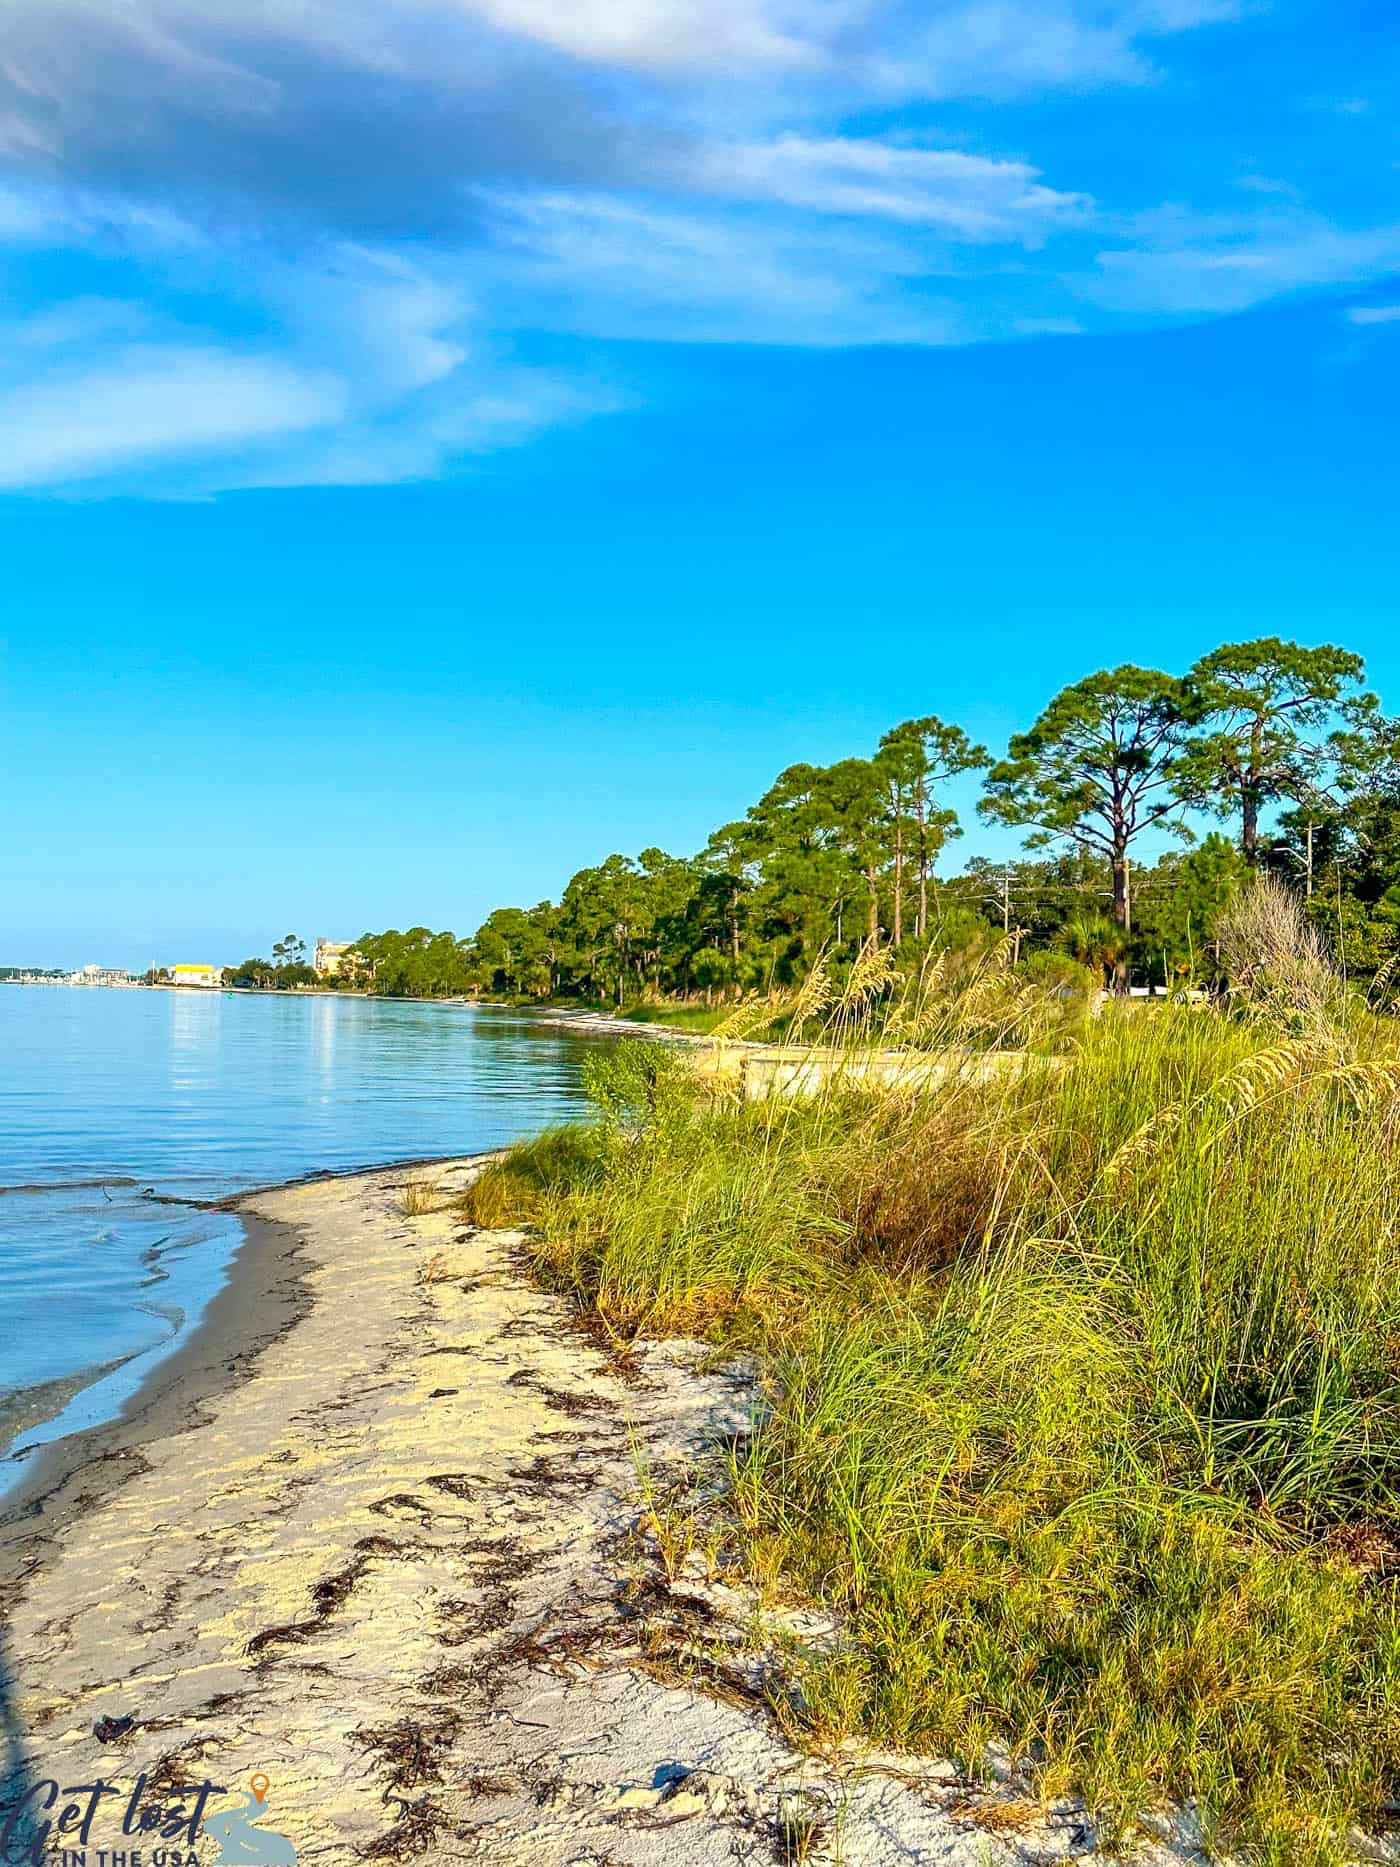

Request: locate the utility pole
(1000, 868), (1012, 934)
(1305, 822), (1315, 899)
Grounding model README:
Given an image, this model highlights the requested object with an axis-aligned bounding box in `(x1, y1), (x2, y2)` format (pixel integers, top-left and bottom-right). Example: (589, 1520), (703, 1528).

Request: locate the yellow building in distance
(313, 940), (357, 978)
(171, 964), (221, 989)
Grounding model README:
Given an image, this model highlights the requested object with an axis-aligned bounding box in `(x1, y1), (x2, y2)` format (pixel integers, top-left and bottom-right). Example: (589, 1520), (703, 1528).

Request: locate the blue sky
(2, 0), (1398, 966)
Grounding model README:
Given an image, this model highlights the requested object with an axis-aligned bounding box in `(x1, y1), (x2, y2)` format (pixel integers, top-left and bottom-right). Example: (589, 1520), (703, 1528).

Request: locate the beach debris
(92, 1712), (135, 1742)
(352, 1714), (461, 1789)
(245, 1552), (372, 1656)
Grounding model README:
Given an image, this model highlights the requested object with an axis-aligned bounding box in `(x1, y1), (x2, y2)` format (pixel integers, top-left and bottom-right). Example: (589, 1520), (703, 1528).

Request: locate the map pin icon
(251, 1773), (270, 1806)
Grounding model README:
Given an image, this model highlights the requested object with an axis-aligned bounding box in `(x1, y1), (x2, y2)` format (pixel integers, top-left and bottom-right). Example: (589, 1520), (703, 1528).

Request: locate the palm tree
(1056, 911), (1128, 990)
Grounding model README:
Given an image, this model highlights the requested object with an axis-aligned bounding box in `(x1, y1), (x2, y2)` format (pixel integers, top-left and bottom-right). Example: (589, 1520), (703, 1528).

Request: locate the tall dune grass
(464, 981), (1400, 1862)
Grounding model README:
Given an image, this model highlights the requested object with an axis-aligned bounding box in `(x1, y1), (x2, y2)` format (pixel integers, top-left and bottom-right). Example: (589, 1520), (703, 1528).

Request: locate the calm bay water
(0, 986), (607, 1487)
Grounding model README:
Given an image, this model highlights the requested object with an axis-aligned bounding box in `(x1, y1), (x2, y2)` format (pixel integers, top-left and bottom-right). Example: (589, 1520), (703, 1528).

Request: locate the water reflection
(0, 990), (612, 1479)
(310, 994), (338, 1087)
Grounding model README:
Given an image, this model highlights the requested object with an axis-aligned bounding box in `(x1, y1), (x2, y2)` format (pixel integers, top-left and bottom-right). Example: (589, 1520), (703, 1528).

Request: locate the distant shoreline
(0, 977), (706, 1037)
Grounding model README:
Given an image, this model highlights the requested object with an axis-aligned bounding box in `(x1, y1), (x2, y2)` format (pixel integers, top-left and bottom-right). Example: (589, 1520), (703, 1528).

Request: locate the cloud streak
(459, 0), (838, 75)
(0, 244), (616, 493)
(687, 136), (1092, 239)
(1089, 210), (1400, 315)
(480, 188), (973, 345)
(0, 346), (345, 490)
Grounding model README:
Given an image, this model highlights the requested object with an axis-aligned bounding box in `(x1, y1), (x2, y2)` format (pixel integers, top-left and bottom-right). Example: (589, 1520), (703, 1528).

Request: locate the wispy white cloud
(472, 129), (1093, 348)
(0, 177), (210, 253)
(1014, 314), (1084, 334)
(857, 0), (1240, 98)
(0, 243), (618, 493)
(1347, 303), (1400, 325)
(455, 0), (844, 74)
(0, 347), (346, 490)
(1236, 173), (1302, 200)
(262, 251), (472, 397)
(7, 297), (152, 349)
(686, 135), (1091, 240)
(234, 370), (623, 488)
(481, 190), (972, 345)
(0, 184), (64, 240)
(871, 5), (1150, 96)
(1087, 208), (1400, 314)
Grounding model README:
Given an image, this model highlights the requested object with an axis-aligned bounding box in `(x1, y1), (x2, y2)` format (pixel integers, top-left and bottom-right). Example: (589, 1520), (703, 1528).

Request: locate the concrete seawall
(691, 1042), (1062, 1100)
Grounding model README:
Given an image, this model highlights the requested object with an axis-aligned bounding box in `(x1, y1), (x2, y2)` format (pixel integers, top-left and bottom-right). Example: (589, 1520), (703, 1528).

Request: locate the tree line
(243, 638), (1400, 1001)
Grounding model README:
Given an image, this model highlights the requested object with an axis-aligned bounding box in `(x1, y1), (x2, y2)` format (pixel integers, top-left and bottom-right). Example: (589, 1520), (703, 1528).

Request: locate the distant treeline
(242, 639), (1400, 1001)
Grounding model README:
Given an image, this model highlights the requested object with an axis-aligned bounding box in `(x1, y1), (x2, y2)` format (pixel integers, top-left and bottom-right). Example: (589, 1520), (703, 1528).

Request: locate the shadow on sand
(0, 1635), (40, 1862)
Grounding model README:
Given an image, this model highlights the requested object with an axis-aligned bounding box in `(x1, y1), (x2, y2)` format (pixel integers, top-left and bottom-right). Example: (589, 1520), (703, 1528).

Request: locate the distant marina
(2, 939), (360, 991)
(3, 964), (142, 987)
(4, 964), (226, 989)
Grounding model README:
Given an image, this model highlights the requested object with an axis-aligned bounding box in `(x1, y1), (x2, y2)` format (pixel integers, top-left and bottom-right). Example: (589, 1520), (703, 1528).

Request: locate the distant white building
(313, 940), (358, 978)
(172, 963), (221, 989)
(70, 965), (135, 987)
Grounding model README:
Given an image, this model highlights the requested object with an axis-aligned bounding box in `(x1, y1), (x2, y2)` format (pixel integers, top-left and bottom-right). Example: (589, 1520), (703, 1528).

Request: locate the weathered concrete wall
(691, 1043), (1060, 1101)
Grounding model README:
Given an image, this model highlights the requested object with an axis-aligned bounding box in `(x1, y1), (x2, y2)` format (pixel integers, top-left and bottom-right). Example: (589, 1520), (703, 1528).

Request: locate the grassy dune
(466, 959), (1400, 1863)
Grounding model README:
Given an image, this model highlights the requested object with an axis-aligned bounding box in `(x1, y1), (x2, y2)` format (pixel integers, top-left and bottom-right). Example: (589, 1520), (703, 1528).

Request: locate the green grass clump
(463, 1124), (606, 1229)
(470, 1002), (1400, 1861)
(620, 1001), (739, 1035)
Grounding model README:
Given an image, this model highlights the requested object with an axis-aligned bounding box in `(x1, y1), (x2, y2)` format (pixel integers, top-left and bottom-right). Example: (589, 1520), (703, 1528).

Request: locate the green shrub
(462, 1123), (607, 1229)
(482, 1003), (1400, 1858)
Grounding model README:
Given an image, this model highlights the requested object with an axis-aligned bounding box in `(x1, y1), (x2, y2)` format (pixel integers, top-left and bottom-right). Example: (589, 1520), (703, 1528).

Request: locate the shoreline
(0, 1197), (311, 1578)
(0, 1148), (522, 1559)
(0, 1154), (1195, 1865)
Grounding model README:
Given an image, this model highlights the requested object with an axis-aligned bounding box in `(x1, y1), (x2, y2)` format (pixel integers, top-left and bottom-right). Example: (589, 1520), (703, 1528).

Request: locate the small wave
(133, 1300), (184, 1332)
(0, 1177), (140, 1196)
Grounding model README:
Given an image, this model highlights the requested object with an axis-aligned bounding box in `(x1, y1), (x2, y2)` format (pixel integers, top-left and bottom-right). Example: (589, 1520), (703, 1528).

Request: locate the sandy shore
(449, 1002), (704, 1044)
(0, 1160), (1208, 1865)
